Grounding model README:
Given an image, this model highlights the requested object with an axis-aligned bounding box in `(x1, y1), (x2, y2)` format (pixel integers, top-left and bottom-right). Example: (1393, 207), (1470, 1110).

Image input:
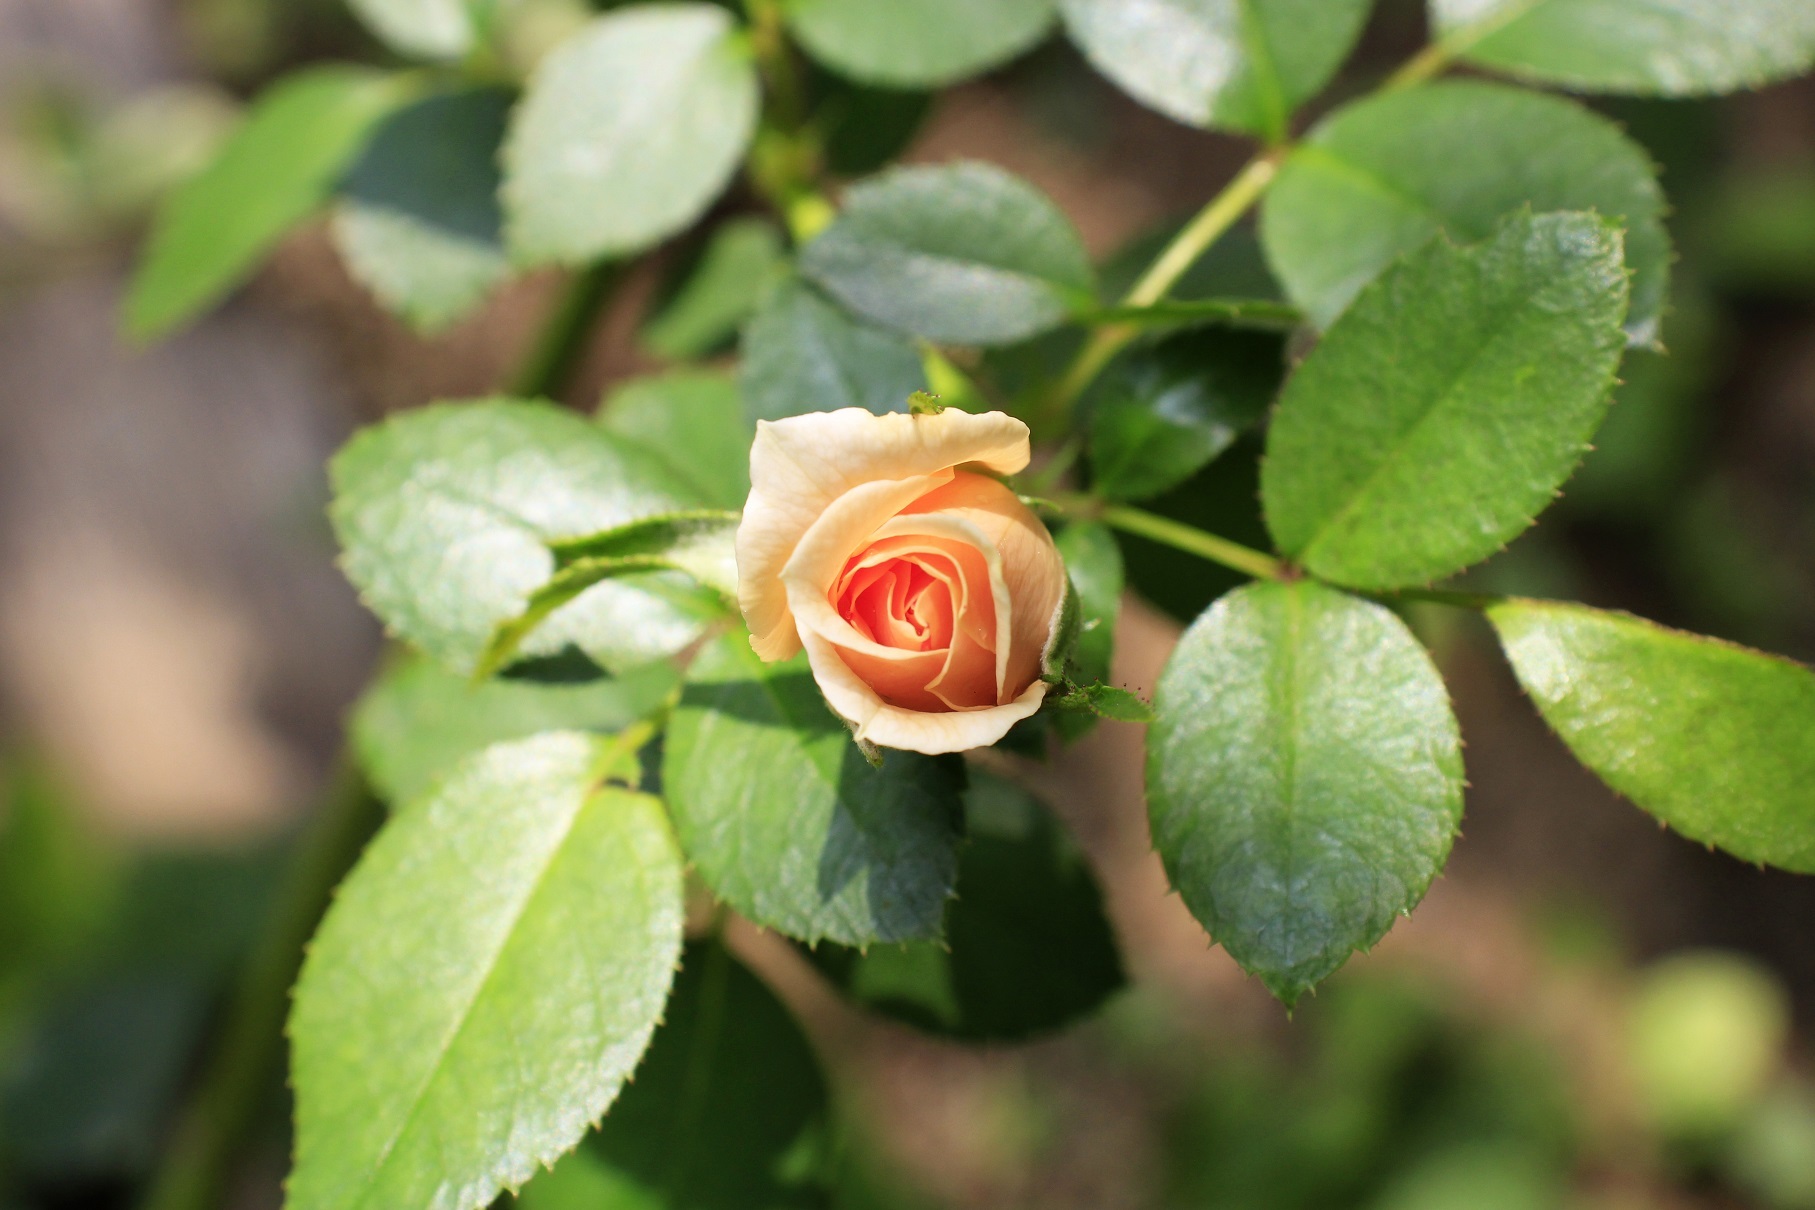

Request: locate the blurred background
(0, 0), (1812, 1207)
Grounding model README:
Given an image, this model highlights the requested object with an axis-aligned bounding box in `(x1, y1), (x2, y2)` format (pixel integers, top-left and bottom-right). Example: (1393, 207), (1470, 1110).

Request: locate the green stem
(1380, 38), (1454, 91)
(138, 765), (385, 1210)
(1095, 502), (1287, 582)
(1042, 151), (1284, 428)
(511, 260), (621, 401)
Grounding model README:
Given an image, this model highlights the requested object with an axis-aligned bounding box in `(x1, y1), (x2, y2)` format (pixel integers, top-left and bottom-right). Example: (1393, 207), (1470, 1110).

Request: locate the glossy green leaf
(478, 512), (739, 676)
(502, 5), (758, 264)
(347, 0), (496, 60)
(288, 732), (685, 1210)
(1148, 580), (1465, 1005)
(1430, 0), (1815, 97)
(799, 162), (1095, 346)
(663, 633), (962, 946)
(600, 370), (753, 510)
(1261, 81), (1670, 343)
(1488, 600), (1815, 873)
(782, 0), (1056, 87)
(807, 769), (1124, 1041)
(126, 66), (411, 342)
(1088, 328), (1281, 502)
(1055, 520), (1123, 686)
(740, 278), (927, 422)
(351, 654), (679, 806)
(518, 941), (827, 1210)
(332, 87), (512, 334)
(329, 399), (709, 675)
(1261, 211), (1629, 590)
(1059, 0), (1373, 138)
(640, 218), (787, 360)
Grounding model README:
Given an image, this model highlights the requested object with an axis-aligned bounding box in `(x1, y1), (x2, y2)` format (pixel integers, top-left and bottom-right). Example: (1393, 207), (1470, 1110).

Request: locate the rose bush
(736, 407), (1067, 754)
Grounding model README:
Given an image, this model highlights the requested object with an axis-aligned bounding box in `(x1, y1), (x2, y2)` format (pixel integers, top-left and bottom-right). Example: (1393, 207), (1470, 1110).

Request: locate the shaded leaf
(1430, 0), (1815, 97)
(1051, 682), (1154, 722)
(640, 217), (788, 360)
(663, 634), (962, 946)
(740, 278), (926, 422)
(503, 5), (758, 264)
(1054, 520), (1123, 686)
(783, 0), (1056, 88)
(288, 732), (685, 1210)
(1488, 599), (1815, 873)
(351, 654), (680, 806)
(1059, 0), (1373, 138)
(1261, 81), (1670, 343)
(600, 370), (754, 510)
(127, 66), (411, 341)
(332, 86), (513, 333)
(799, 161), (1095, 346)
(1261, 211), (1629, 590)
(329, 399), (709, 675)
(1147, 580), (1464, 1005)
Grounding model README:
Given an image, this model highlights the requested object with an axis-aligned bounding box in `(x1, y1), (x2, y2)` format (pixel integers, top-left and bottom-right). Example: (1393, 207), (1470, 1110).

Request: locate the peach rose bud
(736, 408), (1068, 755)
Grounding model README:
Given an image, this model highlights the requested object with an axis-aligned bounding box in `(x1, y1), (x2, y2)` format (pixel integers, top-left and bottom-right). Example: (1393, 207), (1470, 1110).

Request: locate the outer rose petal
(738, 408), (1031, 660)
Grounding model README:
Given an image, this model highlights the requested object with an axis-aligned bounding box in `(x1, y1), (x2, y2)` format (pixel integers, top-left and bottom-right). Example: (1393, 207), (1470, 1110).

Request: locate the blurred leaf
(352, 653), (680, 806)
(1703, 167), (1815, 294)
(1626, 952), (1789, 1140)
(1368, 1143), (1561, 1210)
(663, 633), (961, 946)
(1087, 297), (1302, 330)
(330, 399), (708, 675)
(1055, 520), (1122, 685)
(333, 86), (513, 333)
(1262, 212), (1629, 590)
(817, 84), (932, 177)
(1119, 435), (1271, 623)
(519, 941), (827, 1210)
(289, 732), (684, 1210)
(1429, 0), (1815, 97)
(1488, 599), (1815, 872)
(1089, 328), (1280, 502)
(600, 370), (754, 509)
(348, 0), (499, 60)
(1731, 1084), (1815, 1209)
(799, 161), (1095, 346)
(0, 758), (116, 974)
(1059, 0), (1373, 138)
(1261, 81), (1669, 344)
(503, 5), (758, 263)
(741, 278), (927, 421)
(1101, 222), (1283, 302)
(126, 66), (412, 341)
(1148, 580), (1464, 1005)
(809, 769), (1123, 1041)
(782, 0), (1056, 88)
(640, 218), (787, 360)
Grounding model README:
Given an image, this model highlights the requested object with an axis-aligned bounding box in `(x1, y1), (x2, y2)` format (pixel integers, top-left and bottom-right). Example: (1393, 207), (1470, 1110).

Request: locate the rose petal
(738, 409), (1031, 659)
(867, 513), (1013, 702)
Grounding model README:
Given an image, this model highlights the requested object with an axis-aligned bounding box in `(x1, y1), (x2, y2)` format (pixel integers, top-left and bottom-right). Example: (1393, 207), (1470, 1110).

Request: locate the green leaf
(1430, 0), (1815, 97)
(126, 66), (411, 342)
(502, 5), (759, 264)
(1147, 580), (1464, 1005)
(1086, 297), (1303, 330)
(518, 941), (827, 1210)
(1058, 0), (1373, 138)
(640, 218), (787, 360)
(663, 633), (962, 946)
(332, 86), (512, 334)
(1261, 211), (1629, 590)
(1260, 80), (1671, 344)
(807, 769), (1124, 1041)
(478, 512), (739, 677)
(820, 84), (933, 177)
(599, 370), (753, 510)
(1488, 600), (1815, 873)
(798, 161), (1095, 346)
(1088, 328), (1281, 502)
(347, 0), (493, 60)
(740, 278), (927, 422)
(1051, 682), (1154, 722)
(288, 731), (685, 1210)
(782, 0), (1056, 88)
(1054, 520), (1123, 686)
(351, 654), (680, 806)
(329, 399), (710, 675)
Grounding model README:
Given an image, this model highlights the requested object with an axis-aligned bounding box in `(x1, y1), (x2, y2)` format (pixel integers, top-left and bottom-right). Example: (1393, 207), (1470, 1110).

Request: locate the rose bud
(736, 407), (1067, 755)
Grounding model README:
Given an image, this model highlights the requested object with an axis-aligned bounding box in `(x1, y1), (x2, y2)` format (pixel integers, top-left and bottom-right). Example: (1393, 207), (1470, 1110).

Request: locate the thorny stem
(138, 764), (385, 1210)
